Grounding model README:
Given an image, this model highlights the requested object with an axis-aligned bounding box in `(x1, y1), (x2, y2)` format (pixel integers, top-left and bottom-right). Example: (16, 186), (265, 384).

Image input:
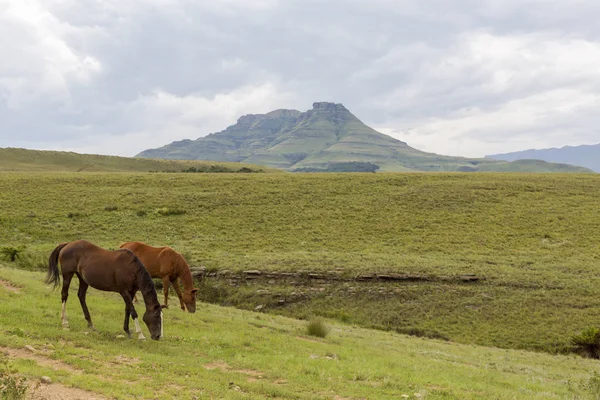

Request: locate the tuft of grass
(136, 210), (147, 217)
(0, 356), (28, 400)
(306, 318), (330, 338)
(103, 205), (118, 212)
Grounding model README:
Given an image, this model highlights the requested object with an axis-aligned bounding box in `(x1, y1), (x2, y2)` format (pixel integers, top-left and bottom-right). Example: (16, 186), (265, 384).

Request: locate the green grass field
(1, 266), (599, 399)
(1, 172), (600, 357)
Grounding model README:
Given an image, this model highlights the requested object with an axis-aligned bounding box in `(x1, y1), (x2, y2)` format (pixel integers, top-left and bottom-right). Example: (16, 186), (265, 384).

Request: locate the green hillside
(0, 147), (275, 173)
(2, 267), (598, 399)
(2, 172), (600, 356)
(137, 102), (593, 173)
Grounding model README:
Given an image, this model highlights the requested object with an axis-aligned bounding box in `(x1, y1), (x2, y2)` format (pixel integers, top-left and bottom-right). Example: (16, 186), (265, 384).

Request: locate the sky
(1, 0), (599, 158)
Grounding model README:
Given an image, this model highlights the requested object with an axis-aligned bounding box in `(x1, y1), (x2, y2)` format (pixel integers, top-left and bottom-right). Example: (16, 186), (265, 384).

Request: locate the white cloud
(40, 82), (295, 155)
(0, 0), (102, 109)
(0, 0), (599, 157)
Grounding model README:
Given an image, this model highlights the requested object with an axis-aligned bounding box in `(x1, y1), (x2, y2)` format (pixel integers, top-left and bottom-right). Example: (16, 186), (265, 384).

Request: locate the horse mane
(121, 249), (160, 307)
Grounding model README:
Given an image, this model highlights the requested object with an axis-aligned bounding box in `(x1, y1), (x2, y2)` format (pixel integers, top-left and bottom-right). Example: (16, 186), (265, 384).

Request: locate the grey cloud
(1, 0), (599, 156)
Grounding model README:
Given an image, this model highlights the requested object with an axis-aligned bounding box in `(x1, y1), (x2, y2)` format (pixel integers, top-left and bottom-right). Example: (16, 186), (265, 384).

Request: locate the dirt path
(28, 382), (108, 400)
(0, 279), (21, 293)
(1, 347), (108, 400)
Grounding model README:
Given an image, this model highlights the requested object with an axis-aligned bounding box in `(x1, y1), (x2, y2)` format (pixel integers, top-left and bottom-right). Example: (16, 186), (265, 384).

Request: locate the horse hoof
(138, 335), (146, 340)
(161, 305), (168, 309)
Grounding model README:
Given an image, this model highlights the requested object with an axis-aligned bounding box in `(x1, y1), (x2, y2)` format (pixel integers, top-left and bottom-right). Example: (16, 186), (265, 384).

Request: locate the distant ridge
(486, 143), (600, 172)
(0, 147), (274, 173)
(137, 102), (592, 173)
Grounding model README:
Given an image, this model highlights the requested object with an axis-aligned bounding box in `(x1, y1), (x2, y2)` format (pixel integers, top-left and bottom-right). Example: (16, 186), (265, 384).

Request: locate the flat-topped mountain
(486, 143), (600, 172)
(137, 102), (593, 173)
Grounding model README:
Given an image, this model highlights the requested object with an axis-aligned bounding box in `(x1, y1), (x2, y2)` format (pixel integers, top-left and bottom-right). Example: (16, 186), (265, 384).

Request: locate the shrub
(570, 327), (600, 358)
(1, 247), (21, 262)
(396, 327), (450, 341)
(0, 356), (29, 400)
(15, 252), (46, 271)
(306, 318), (330, 338)
(156, 207), (186, 216)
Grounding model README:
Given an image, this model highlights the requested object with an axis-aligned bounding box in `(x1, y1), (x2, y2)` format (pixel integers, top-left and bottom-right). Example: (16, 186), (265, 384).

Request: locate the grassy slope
(1, 266), (599, 399)
(1, 172), (600, 354)
(0, 148), (276, 172)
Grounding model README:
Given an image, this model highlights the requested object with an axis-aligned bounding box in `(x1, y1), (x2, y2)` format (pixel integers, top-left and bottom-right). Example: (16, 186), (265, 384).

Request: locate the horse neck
(176, 260), (194, 291)
(136, 268), (160, 309)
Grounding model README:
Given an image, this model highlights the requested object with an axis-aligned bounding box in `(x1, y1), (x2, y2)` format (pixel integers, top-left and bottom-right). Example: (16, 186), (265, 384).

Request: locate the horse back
(120, 241), (171, 279)
(59, 241), (140, 292)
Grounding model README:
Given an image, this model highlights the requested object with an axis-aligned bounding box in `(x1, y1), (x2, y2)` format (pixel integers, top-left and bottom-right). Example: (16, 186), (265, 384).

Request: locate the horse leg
(123, 306), (132, 338)
(121, 292), (145, 340)
(77, 279), (95, 330)
(171, 277), (186, 311)
(161, 276), (171, 309)
(61, 273), (74, 328)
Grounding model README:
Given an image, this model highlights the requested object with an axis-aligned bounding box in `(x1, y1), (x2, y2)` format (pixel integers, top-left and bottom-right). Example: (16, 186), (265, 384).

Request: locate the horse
(119, 241), (198, 313)
(46, 240), (163, 340)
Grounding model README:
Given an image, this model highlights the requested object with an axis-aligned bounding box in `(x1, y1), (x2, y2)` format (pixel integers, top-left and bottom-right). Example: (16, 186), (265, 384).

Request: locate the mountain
(0, 147), (275, 173)
(486, 143), (600, 172)
(137, 102), (593, 173)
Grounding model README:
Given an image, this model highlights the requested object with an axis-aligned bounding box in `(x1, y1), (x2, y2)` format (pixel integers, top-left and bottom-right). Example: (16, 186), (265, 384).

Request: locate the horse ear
(191, 288), (198, 294)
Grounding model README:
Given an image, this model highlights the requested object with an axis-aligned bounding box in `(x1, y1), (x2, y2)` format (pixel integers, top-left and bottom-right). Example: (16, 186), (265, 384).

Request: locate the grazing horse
(46, 240), (163, 340)
(119, 241), (198, 313)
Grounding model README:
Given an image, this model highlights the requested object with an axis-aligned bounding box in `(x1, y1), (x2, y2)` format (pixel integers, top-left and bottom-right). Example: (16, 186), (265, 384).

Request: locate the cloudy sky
(1, 0), (599, 158)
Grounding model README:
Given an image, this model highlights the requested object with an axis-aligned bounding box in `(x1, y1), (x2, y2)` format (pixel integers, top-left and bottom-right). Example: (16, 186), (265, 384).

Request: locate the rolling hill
(486, 143), (600, 172)
(137, 102), (593, 173)
(0, 147), (274, 173)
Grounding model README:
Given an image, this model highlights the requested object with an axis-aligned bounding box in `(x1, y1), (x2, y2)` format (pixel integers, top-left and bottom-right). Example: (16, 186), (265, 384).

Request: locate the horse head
(143, 304), (163, 340)
(183, 288), (199, 313)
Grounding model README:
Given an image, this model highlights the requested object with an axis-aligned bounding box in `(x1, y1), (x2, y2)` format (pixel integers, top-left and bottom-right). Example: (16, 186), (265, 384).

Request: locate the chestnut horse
(119, 241), (198, 313)
(46, 240), (163, 340)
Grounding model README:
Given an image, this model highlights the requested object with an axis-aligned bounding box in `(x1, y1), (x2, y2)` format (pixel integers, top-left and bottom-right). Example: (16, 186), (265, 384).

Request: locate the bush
(0, 356), (29, 400)
(0, 247), (21, 262)
(15, 252), (46, 271)
(571, 327), (600, 358)
(306, 319), (330, 338)
(156, 207), (186, 216)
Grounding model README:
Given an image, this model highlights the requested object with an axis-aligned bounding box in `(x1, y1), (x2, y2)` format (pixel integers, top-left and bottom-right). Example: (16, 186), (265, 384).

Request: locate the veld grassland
(1, 266), (600, 399)
(1, 172), (600, 355)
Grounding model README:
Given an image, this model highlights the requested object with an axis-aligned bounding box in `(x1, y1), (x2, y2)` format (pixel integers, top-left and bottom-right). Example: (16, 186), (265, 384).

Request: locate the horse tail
(46, 243), (68, 288)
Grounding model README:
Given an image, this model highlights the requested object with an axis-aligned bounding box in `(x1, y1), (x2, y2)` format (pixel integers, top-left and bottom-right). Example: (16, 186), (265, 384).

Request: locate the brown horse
(119, 241), (198, 313)
(46, 240), (163, 340)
